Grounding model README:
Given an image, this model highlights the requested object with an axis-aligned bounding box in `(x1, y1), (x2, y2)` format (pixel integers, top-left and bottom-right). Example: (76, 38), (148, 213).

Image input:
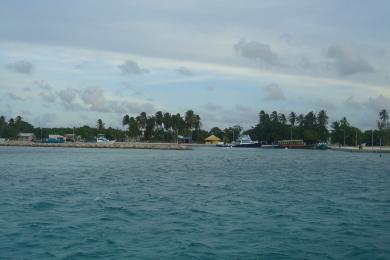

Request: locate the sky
(1, 0), (389, 130)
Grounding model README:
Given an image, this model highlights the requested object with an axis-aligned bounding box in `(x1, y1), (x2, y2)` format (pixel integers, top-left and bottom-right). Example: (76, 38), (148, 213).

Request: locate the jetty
(330, 145), (390, 153)
(0, 141), (191, 150)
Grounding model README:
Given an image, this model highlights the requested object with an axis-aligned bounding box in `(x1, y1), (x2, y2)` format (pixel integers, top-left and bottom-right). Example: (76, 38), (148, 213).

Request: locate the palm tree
(163, 112), (171, 131)
(155, 111), (163, 129)
(379, 109), (389, 128)
(288, 112), (296, 140)
(122, 114), (130, 127)
(96, 119), (104, 132)
(270, 111), (278, 122)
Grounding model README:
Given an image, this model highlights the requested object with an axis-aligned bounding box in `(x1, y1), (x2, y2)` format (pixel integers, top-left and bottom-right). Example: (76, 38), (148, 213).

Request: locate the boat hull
(233, 143), (262, 148)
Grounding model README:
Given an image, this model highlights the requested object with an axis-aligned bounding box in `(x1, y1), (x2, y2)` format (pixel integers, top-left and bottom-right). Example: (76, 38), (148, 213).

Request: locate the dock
(330, 145), (390, 153)
(0, 141), (191, 150)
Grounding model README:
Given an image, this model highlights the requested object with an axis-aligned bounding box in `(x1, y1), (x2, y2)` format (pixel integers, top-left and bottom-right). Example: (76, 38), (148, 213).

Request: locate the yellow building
(205, 135), (221, 144)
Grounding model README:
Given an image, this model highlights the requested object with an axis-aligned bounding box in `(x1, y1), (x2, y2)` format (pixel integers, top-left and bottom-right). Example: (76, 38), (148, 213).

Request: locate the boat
(232, 135), (261, 148)
(316, 142), (329, 150)
(277, 139), (314, 149)
(96, 134), (116, 144)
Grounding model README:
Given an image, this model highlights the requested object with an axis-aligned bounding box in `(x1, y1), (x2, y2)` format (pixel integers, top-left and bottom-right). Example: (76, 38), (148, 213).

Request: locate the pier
(330, 145), (390, 153)
(0, 141), (191, 150)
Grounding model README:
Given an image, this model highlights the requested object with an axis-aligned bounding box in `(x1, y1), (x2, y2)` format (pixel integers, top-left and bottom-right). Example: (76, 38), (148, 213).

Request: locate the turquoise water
(0, 146), (389, 259)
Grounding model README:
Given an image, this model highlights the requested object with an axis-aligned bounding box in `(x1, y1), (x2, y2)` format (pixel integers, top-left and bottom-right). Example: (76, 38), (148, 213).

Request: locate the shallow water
(0, 146), (389, 259)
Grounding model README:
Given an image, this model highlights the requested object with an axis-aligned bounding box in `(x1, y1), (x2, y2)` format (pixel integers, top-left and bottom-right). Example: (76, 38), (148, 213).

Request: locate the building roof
(205, 135), (221, 141)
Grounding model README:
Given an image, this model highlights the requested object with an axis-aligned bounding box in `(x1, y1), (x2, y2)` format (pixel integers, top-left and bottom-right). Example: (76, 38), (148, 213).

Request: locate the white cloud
(118, 60), (149, 75)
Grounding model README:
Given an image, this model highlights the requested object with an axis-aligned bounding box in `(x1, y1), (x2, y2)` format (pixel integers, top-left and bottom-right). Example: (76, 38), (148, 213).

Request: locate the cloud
(118, 60), (149, 75)
(177, 66), (193, 76)
(39, 92), (56, 103)
(344, 96), (362, 109)
(110, 101), (155, 114)
(57, 88), (81, 110)
(203, 103), (222, 111)
(57, 88), (79, 104)
(365, 95), (390, 112)
(220, 104), (258, 125)
(80, 87), (108, 111)
(280, 33), (292, 44)
(234, 39), (278, 65)
(264, 83), (285, 100)
(326, 44), (374, 76)
(34, 80), (53, 90)
(5, 60), (34, 74)
(33, 113), (56, 127)
(6, 93), (24, 101)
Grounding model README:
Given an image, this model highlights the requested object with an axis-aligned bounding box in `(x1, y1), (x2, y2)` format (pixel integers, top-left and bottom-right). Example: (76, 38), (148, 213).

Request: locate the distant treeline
(240, 109), (389, 146)
(0, 108), (389, 145)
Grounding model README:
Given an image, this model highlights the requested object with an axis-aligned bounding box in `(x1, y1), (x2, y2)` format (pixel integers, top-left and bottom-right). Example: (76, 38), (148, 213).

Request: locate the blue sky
(1, 0), (389, 130)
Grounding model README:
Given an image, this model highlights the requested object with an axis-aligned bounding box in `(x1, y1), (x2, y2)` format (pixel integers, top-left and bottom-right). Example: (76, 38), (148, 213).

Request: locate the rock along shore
(0, 141), (191, 150)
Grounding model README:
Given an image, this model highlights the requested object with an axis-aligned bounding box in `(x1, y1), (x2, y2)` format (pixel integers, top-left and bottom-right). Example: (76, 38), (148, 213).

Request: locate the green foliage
(253, 110), (329, 144)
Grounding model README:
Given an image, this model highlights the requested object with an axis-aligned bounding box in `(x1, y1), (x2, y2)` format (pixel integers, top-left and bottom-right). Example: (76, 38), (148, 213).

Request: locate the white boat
(233, 135), (261, 148)
(96, 134), (116, 144)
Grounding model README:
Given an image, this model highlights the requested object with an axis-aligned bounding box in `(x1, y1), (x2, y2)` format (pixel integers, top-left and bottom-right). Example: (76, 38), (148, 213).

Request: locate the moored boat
(277, 139), (314, 149)
(233, 135), (261, 148)
(96, 134), (116, 144)
(316, 142), (329, 150)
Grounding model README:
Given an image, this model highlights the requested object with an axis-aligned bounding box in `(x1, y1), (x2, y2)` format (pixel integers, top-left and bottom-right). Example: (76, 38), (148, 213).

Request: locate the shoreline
(0, 141), (191, 150)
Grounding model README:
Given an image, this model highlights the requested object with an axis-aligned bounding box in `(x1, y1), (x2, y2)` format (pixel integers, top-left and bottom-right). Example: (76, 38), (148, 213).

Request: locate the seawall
(0, 141), (191, 150)
(330, 145), (390, 153)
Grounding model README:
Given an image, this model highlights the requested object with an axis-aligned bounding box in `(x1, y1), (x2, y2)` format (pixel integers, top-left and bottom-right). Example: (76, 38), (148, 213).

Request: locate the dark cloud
(326, 44), (374, 76)
(177, 66), (193, 76)
(234, 39), (278, 65)
(6, 93), (23, 101)
(57, 88), (82, 110)
(366, 95), (390, 112)
(5, 60), (34, 75)
(34, 80), (53, 90)
(264, 83), (285, 100)
(118, 60), (149, 75)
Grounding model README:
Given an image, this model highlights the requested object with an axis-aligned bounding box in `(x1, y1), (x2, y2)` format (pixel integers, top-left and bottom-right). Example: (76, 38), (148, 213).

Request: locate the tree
(122, 114), (130, 128)
(316, 110), (329, 142)
(209, 127), (224, 139)
(128, 117), (140, 140)
(379, 109), (389, 127)
(155, 111), (163, 129)
(288, 112), (296, 127)
(270, 111), (279, 122)
(163, 112), (171, 131)
(97, 119), (104, 132)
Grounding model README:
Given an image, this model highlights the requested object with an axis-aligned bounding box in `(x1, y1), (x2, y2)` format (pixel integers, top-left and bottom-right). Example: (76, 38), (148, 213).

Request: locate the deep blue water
(0, 146), (389, 259)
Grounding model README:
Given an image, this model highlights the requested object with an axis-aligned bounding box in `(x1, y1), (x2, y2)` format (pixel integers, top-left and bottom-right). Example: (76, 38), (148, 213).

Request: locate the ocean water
(0, 146), (389, 259)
